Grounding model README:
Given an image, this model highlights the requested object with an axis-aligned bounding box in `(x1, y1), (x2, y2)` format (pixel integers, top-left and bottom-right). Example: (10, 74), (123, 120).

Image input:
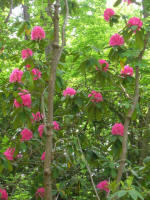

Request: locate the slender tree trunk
(22, 3), (30, 40)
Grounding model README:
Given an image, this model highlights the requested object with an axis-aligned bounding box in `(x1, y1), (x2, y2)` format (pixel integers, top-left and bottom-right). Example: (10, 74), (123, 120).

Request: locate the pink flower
(123, 0), (132, 5)
(0, 188), (8, 200)
(14, 89), (31, 108)
(20, 128), (33, 142)
(121, 65), (133, 77)
(31, 26), (45, 40)
(32, 112), (43, 122)
(88, 91), (103, 103)
(96, 59), (109, 72)
(9, 68), (23, 83)
(109, 33), (124, 46)
(41, 152), (45, 160)
(53, 121), (60, 130)
(36, 187), (45, 198)
(97, 180), (109, 193)
(104, 8), (115, 22)
(63, 87), (76, 97)
(38, 124), (44, 138)
(3, 148), (15, 160)
(21, 49), (33, 59)
(32, 68), (41, 80)
(127, 17), (143, 32)
(111, 123), (124, 136)
(16, 153), (22, 159)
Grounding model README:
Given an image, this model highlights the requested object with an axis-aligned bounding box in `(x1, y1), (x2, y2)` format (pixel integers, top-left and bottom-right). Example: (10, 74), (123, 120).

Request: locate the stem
(77, 136), (101, 200)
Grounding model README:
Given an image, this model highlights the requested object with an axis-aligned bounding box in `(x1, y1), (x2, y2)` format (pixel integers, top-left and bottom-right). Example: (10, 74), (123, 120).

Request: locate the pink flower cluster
(96, 59), (109, 72)
(104, 8), (115, 22)
(41, 152), (45, 160)
(32, 68), (42, 80)
(0, 188), (8, 200)
(96, 180), (109, 193)
(9, 68), (23, 83)
(36, 187), (45, 198)
(123, 0), (132, 5)
(63, 87), (76, 97)
(88, 91), (103, 103)
(21, 48), (33, 60)
(38, 121), (60, 138)
(32, 112), (43, 122)
(128, 17), (143, 32)
(31, 26), (45, 40)
(121, 65), (133, 77)
(20, 128), (33, 142)
(111, 123), (124, 136)
(3, 148), (15, 160)
(109, 33), (124, 46)
(14, 89), (31, 108)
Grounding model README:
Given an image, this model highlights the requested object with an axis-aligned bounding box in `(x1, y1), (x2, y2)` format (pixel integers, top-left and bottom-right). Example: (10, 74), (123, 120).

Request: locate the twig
(119, 83), (132, 100)
(77, 136), (101, 200)
(5, 0), (13, 23)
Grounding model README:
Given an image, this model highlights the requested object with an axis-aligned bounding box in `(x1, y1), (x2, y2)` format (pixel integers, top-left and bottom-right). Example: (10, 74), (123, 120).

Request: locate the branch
(119, 83), (132, 100)
(77, 136), (101, 200)
(58, 0), (69, 58)
(5, 0), (13, 23)
(116, 31), (150, 189)
(41, 88), (48, 135)
(46, 0), (54, 20)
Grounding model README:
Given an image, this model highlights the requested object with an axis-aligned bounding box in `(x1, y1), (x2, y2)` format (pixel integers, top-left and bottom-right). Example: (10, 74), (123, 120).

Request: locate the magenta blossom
(32, 68), (41, 80)
(88, 91), (103, 103)
(0, 188), (8, 200)
(31, 26), (45, 40)
(36, 187), (45, 199)
(109, 33), (124, 46)
(97, 180), (109, 193)
(41, 152), (45, 160)
(53, 121), (60, 130)
(121, 65), (133, 77)
(9, 68), (23, 83)
(96, 59), (109, 72)
(32, 112), (43, 122)
(20, 128), (33, 142)
(21, 48), (33, 59)
(63, 87), (76, 97)
(14, 89), (31, 108)
(38, 124), (44, 138)
(104, 8), (115, 22)
(3, 148), (15, 160)
(25, 64), (31, 68)
(128, 17), (143, 32)
(111, 123), (124, 136)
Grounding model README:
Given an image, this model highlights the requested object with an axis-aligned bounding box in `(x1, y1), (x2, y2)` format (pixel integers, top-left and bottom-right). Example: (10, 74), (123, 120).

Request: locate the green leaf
(114, 0), (122, 7)
(135, 30), (144, 50)
(128, 190), (144, 200)
(111, 190), (127, 198)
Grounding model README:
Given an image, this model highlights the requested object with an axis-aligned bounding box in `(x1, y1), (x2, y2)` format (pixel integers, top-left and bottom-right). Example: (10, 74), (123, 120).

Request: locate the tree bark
(5, 0), (13, 23)
(44, 0), (69, 199)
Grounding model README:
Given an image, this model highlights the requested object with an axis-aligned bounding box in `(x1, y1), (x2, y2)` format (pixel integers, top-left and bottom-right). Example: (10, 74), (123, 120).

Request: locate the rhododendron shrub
(3, 148), (15, 160)
(109, 33), (124, 46)
(31, 26), (45, 40)
(0, 188), (8, 200)
(9, 68), (23, 83)
(121, 65), (133, 77)
(111, 123), (124, 136)
(36, 187), (45, 199)
(21, 49), (33, 59)
(96, 180), (109, 193)
(88, 91), (103, 102)
(96, 59), (109, 72)
(127, 17), (143, 32)
(104, 8), (115, 22)
(31, 68), (41, 80)
(63, 87), (76, 96)
(53, 121), (60, 130)
(41, 152), (45, 160)
(20, 128), (33, 142)
(14, 89), (31, 108)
